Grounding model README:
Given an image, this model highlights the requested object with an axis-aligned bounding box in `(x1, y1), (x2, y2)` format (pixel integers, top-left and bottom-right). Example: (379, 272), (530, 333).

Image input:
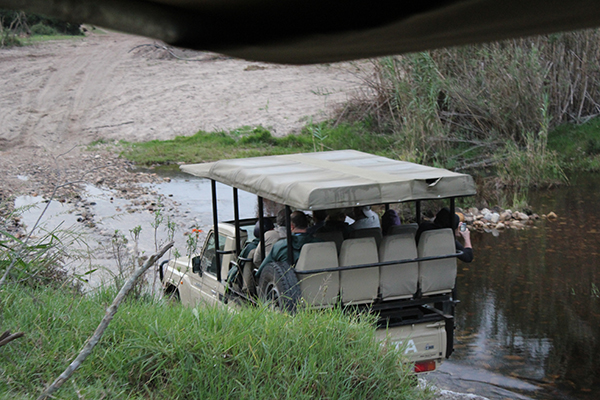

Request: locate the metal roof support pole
(211, 179), (221, 282)
(450, 198), (455, 218)
(384, 203), (390, 212)
(416, 200), (421, 224)
(285, 205), (293, 264)
(233, 187), (241, 256)
(258, 197), (266, 262)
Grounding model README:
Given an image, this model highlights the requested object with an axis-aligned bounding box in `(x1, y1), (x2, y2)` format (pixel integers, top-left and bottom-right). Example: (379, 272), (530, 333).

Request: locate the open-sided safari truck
(160, 150), (476, 372)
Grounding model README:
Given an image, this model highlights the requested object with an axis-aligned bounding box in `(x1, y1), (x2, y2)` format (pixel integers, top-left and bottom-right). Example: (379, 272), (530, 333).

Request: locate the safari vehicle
(160, 150), (476, 372)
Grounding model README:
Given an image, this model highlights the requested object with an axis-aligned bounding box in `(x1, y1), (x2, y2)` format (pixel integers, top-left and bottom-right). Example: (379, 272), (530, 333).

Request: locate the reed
(341, 29), (600, 186)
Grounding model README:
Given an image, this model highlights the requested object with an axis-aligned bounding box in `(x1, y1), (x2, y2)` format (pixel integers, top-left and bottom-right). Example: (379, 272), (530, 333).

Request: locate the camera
(460, 222), (467, 232)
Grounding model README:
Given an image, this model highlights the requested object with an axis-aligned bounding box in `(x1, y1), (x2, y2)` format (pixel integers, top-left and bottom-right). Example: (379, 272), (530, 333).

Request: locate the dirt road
(0, 29), (363, 199)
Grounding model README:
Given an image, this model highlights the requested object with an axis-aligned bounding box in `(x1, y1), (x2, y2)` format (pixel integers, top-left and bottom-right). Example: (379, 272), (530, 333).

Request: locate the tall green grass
(1, 284), (431, 399)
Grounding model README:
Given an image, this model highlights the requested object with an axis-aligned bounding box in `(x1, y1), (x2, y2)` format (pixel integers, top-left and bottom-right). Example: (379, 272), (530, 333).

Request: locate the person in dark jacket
(257, 211), (321, 276)
(416, 207), (473, 263)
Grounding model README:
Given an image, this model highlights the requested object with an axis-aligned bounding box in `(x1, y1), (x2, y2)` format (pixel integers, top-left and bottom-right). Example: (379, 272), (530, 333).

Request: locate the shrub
(30, 22), (57, 36)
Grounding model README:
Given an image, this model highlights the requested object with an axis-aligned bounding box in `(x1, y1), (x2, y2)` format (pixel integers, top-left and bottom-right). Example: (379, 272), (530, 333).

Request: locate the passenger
(381, 209), (401, 235)
(253, 218), (284, 267)
(416, 207), (473, 263)
(351, 206), (381, 230)
(237, 219), (275, 293)
(316, 209), (353, 239)
(257, 211), (321, 275)
(306, 209), (327, 235)
(274, 209), (287, 238)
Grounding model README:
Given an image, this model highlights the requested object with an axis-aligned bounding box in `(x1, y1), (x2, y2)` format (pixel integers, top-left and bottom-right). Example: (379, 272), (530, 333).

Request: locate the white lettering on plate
(394, 340), (418, 354)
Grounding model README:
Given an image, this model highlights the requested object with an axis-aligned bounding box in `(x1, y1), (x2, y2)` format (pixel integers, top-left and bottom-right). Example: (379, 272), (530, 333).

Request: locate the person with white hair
(351, 206), (381, 230)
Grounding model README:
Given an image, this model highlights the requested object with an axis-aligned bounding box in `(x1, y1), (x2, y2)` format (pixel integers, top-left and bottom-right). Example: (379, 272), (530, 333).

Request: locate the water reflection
(430, 173), (600, 399)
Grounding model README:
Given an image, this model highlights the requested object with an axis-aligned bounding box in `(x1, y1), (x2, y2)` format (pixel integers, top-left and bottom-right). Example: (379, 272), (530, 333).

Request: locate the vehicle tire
(258, 261), (301, 313)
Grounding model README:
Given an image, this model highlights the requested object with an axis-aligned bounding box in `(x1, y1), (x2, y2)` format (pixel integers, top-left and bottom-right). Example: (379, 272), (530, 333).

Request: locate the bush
(30, 22), (57, 36)
(0, 9), (82, 36)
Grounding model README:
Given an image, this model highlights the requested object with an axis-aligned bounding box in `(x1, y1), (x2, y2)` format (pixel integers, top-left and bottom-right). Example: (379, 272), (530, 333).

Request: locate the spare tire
(258, 261), (301, 313)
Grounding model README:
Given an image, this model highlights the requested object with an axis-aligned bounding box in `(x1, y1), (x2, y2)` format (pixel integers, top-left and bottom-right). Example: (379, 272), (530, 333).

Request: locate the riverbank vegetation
(1, 282), (428, 399)
(0, 9), (82, 47)
(121, 28), (600, 192)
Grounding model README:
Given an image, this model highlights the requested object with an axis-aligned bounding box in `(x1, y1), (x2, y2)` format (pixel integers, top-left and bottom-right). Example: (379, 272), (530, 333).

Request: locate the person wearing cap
(381, 209), (402, 235)
(416, 207), (473, 263)
(351, 206), (381, 230)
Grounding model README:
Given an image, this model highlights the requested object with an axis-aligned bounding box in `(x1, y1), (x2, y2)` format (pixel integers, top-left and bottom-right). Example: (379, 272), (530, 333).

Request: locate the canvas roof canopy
(2, 0), (600, 64)
(181, 150), (476, 210)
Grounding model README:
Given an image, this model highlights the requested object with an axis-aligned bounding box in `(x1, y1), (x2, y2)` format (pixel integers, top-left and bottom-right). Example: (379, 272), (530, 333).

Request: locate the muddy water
(427, 173), (600, 400)
(14, 173), (257, 288)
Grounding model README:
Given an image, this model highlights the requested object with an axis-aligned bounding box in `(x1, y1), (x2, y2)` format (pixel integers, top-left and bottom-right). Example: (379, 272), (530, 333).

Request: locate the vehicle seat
(348, 227), (383, 248)
(417, 228), (457, 296)
(295, 242), (340, 307)
(387, 223), (418, 236)
(378, 233), (418, 300)
(314, 230), (344, 253)
(338, 237), (379, 305)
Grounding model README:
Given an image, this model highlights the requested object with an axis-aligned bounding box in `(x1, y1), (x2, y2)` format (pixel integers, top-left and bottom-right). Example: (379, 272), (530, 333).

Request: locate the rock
(473, 220), (485, 229)
(490, 212), (500, 223)
(512, 221), (525, 229)
(480, 208), (490, 215)
(499, 211), (512, 221)
(547, 211), (558, 220)
(467, 207), (479, 215)
(496, 222), (505, 230)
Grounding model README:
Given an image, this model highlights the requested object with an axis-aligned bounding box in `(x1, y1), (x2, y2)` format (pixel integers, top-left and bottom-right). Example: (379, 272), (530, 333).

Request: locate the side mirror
(192, 256), (202, 275)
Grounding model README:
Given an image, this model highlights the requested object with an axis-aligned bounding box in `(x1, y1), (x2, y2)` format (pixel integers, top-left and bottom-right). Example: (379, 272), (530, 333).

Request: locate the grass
(21, 34), (85, 44)
(548, 117), (600, 171)
(119, 123), (398, 165)
(0, 284), (431, 400)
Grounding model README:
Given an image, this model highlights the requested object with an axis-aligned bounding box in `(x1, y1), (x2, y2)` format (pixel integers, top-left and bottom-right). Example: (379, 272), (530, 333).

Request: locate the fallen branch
(37, 241), (174, 400)
(0, 330), (25, 347)
(129, 43), (229, 62)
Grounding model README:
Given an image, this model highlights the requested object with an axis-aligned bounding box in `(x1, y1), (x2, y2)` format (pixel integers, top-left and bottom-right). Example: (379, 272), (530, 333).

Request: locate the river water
(426, 173), (600, 400)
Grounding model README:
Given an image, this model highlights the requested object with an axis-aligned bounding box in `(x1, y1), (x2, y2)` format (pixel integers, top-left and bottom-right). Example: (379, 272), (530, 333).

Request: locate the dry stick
(37, 241), (174, 400)
(0, 331), (25, 347)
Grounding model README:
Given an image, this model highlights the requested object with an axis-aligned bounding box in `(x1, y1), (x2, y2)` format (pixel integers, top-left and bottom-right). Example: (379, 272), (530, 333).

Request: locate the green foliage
(548, 117), (600, 171)
(496, 132), (566, 188)
(121, 123), (397, 165)
(1, 284), (430, 399)
(0, 8), (82, 42)
(30, 22), (57, 36)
